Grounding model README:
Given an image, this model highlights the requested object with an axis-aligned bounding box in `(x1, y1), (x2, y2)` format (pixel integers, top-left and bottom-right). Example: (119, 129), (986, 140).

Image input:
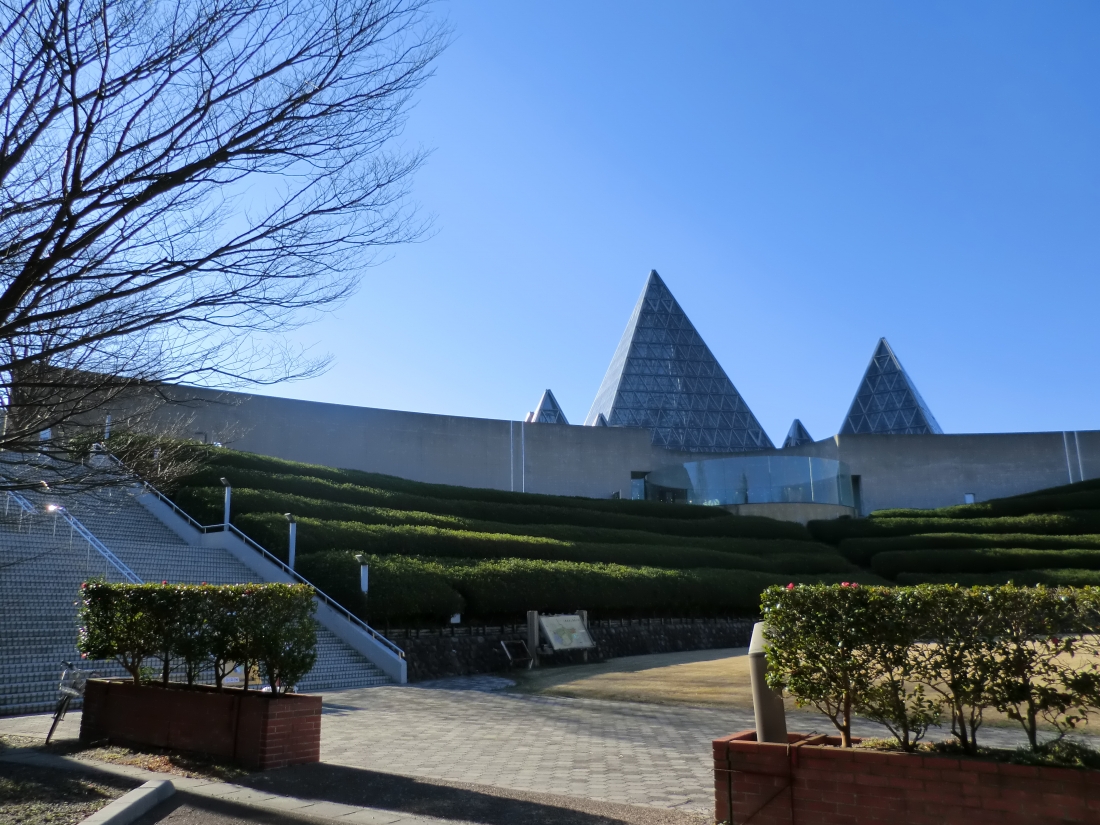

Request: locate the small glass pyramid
(528, 389), (569, 424)
(584, 270), (773, 452)
(840, 338), (943, 435)
(782, 419), (814, 448)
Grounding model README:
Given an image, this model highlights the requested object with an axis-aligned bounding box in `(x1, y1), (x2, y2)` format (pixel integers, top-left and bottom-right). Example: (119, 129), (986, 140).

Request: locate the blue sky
(265, 1), (1100, 443)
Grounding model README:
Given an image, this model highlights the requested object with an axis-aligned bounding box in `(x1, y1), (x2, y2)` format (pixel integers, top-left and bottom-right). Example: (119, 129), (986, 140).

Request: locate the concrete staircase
(0, 484), (392, 716)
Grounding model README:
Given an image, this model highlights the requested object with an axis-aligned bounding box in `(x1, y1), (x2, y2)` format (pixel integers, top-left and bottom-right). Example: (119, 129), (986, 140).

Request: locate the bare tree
(0, 0), (445, 474)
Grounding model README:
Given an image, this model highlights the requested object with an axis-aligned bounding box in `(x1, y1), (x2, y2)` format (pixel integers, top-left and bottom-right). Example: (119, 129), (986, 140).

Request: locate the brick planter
(80, 679), (321, 770)
(713, 730), (1100, 825)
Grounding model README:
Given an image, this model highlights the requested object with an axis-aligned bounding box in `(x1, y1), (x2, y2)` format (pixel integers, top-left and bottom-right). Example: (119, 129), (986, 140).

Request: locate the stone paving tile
(320, 679), (1100, 817)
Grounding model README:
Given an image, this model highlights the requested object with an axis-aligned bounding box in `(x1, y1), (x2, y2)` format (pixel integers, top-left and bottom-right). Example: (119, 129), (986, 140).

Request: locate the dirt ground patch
(511, 647), (807, 711)
(0, 761), (136, 825)
(510, 647), (1096, 733)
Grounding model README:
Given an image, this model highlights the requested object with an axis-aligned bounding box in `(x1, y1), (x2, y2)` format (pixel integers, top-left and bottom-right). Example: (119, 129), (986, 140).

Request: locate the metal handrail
(105, 455), (405, 660)
(3, 487), (143, 584)
(5, 489), (36, 515)
(54, 506), (142, 584)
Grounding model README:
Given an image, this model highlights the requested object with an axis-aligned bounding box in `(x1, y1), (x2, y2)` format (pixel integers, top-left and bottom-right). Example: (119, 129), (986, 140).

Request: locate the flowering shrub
(761, 583), (1100, 752)
(78, 582), (317, 694)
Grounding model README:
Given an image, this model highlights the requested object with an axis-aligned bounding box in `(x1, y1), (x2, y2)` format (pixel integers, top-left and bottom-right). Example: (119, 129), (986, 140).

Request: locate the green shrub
(187, 446), (731, 520)
(78, 582), (317, 693)
(179, 467), (810, 540)
(872, 548), (1100, 580)
(895, 569), (1100, 587)
(176, 485), (829, 555)
(298, 551), (465, 624)
(760, 583), (1100, 752)
(233, 513), (852, 574)
(839, 533), (1100, 565)
(810, 512), (1100, 545)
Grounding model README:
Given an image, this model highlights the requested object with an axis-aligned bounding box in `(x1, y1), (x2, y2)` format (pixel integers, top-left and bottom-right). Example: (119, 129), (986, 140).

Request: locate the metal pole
(223, 484), (231, 527)
(748, 622), (788, 743)
(287, 521), (296, 570)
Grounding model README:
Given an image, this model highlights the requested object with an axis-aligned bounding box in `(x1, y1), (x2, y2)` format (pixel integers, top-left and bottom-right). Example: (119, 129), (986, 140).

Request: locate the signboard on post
(538, 614), (594, 651)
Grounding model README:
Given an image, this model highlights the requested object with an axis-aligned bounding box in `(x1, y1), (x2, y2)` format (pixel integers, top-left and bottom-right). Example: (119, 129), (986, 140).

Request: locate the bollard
(748, 621), (787, 743)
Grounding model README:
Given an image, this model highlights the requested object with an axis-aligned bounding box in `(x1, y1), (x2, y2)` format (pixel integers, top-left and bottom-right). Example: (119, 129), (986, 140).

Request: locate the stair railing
(2, 488), (143, 584)
(102, 452), (405, 661)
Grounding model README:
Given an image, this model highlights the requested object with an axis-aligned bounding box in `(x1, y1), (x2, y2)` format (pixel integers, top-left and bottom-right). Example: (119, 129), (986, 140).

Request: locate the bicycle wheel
(45, 695), (71, 744)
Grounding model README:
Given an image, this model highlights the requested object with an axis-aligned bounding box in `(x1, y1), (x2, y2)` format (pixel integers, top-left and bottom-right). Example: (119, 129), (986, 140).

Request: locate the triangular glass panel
(782, 419), (814, 448)
(530, 389), (569, 425)
(585, 270), (773, 452)
(839, 339), (943, 435)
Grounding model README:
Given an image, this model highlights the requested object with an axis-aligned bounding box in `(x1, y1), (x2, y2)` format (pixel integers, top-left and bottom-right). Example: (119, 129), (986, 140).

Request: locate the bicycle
(46, 660), (95, 744)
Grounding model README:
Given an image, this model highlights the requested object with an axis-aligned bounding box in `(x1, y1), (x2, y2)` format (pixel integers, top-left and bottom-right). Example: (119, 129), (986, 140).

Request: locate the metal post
(748, 622), (787, 743)
(527, 610), (539, 667)
(220, 478), (231, 527)
(287, 521), (297, 570)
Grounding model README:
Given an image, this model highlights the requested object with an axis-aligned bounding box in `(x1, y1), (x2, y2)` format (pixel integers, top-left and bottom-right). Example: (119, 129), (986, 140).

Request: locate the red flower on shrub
(162, 580), (168, 585)
(786, 583), (795, 590)
(841, 582), (850, 587)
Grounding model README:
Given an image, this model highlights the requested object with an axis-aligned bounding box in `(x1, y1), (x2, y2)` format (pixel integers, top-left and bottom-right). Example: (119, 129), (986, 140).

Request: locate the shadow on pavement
(240, 762), (705, 825)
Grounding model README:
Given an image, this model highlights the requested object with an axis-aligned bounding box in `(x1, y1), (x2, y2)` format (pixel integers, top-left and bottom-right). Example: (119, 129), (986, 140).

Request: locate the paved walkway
(5, 679), (1096, 821)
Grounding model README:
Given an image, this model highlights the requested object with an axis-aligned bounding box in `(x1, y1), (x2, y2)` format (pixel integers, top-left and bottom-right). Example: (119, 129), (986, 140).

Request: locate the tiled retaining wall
(390, 617), (754, 682)
(713, 730), (1100, 825)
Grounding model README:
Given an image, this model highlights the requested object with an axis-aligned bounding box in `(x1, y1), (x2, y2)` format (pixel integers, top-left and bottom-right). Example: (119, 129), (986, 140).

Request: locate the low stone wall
(713, 729), (1100, 825)
(390, 617), (754, 682)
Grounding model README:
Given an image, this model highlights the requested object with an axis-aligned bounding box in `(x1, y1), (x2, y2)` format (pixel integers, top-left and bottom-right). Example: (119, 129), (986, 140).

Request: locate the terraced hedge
(895, 569), (1100, 587)
(162, 446), (860, 622)
(235, 513), (852, 574)
(870, 548), (1100, 579)
(176, 486), (829, 555)
(181, 466), (811, 541)
(189, 451), (736, 521)
(838, 533), (1100, 565)
(297, 550), (885, 623)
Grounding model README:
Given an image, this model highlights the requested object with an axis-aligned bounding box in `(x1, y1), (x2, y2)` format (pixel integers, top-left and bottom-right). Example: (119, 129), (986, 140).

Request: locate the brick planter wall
(713, 730), (1100, 825)
(80, 679), (321, 770)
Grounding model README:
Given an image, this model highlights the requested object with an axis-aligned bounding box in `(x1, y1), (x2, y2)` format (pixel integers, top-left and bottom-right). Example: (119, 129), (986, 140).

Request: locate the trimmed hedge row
(872, 490), (1100, 521)
(838, 533), (1100, 565)
(895, 569), (1100, 587)
(179, 468), (811, 541)
(297, 550), (885, 623)
(236, 513), (852, 574)
(761, 583), (1100, 752)
(177, 486), (832, 556)
(77, 582), (317, 693)
(186, 447), (730, 521)
(809, 512), (1100, 544)
(871, 548), (1100, 579)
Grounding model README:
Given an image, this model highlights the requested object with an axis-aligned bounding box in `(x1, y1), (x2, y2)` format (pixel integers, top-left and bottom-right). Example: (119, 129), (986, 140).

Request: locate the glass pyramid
(528, 389), (569, 425)
(584, 270), (773, 452)
(840, 338), (943, 435)
(782, 419), (814, 448)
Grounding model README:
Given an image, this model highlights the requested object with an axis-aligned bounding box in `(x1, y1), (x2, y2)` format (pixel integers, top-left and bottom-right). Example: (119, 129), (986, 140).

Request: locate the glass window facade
(584, 271), (773, 452)
(840, 338), (943, 436)
(645, 455), (855, 508)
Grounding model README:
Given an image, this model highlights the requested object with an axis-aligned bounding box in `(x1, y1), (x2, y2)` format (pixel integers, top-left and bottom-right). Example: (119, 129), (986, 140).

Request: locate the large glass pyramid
(584, 270), (773, 452)
(782, 419), (814, 448)
(840, 338), (943, 435)
(526, 389), (569, 424)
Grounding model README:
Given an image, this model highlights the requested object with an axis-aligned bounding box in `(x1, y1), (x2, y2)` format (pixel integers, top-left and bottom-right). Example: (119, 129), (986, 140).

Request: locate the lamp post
(219, 478), (231, 527)
(353, 554), (368, 593)
(285, 513), (297, 570)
